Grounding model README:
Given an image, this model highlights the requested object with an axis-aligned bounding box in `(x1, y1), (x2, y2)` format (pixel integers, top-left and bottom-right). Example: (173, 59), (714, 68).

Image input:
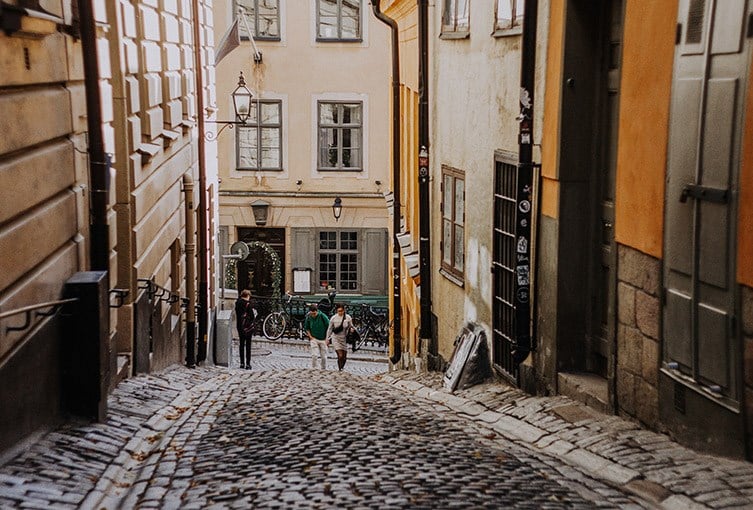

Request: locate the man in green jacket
(304, 303), (330, 369)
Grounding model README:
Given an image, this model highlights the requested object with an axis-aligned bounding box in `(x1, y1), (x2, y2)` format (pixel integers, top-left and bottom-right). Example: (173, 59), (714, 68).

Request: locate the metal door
(588, 0), (623, 377)
(664, 0), (750, 405)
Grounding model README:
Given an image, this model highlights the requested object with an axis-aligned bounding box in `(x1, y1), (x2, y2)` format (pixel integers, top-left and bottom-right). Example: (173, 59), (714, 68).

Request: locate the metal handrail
(0, 297), (80, 334)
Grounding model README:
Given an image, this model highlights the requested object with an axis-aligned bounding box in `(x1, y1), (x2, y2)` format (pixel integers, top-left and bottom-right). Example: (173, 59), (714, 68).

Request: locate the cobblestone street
(0, 341), (751, 509)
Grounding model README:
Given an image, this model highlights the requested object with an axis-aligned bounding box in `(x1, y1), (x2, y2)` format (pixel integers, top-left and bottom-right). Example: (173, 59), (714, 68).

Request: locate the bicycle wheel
(352, 326), (370, 352)
(262, 312), (286, 340)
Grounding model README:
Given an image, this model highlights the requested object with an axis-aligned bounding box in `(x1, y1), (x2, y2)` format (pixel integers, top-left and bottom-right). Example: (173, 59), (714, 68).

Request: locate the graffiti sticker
(517, 236), (528, 254)
(517, 287), (529, 303)
(518, 200), (531, 214)
(516, 265), (530, 286)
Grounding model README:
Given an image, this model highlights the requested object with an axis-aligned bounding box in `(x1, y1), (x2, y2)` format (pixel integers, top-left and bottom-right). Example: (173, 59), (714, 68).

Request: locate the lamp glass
(332, 197), (342, 221)
(232, 72), (253, 124)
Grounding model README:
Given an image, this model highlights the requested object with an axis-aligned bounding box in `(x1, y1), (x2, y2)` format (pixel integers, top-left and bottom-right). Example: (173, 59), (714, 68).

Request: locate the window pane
(515, 0), (525, 23)
(454, 178), (464, 225)
(260, 102), (280, 124)
(497, 0), (512, 23)
(319, 231), (337, 250)
(238, 127), (258, 168)
(319, 16), (338, 38)
(342, 149), (361, 169)
(443, 175), (453, 219)
(319, 102), (338, 124)
(454, 225), (464, 272)
(341, 13), (360, 39)
(457, 0), (469, 24)
(319, 128), (339, 167)
(340, 231), (358, 250)
(257, 0), (279, 37)
(342, 104), (361, 125)
(443, 219), (452, 265)
(260, 127), (280, 148)
(261, 148), (279, 168)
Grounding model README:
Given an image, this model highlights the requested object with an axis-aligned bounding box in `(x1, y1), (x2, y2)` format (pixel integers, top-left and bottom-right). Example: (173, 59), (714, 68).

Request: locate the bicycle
(351, 304), (390, 352)
(262, 292), (308, 340)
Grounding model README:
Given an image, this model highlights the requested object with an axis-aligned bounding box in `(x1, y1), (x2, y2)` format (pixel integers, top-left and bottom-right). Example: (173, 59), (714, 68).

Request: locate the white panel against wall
(143, 41), (162, 72)
(126, 76), (140, 114)
(182, 70), (195, 94)
(100, 80), (114, 123)
(122, 1), (137, 37)
(103, 124), (115, 155)
(145, 73), (162, 107)
(181, 46), (194, 69)
(164, 44), (182, 71)
(144, 106), (164, 139)
(164, 71), (182, 100)
(140, 6), (161, 41)
(97, 38), (111, 79)
(180, 0), (190, 18)
(166, 99), (182, 128)
(128, 115), (142, 152)
(93, 0), (107, 22)
(162, 14), (180, 43)
(161, 0), (179, 15)
(180, 20), (192, 44)
(124, 39), (139, 74)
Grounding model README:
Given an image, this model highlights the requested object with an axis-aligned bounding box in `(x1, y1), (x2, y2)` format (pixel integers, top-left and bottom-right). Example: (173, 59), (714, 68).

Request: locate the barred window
(237, 100), (282, 171)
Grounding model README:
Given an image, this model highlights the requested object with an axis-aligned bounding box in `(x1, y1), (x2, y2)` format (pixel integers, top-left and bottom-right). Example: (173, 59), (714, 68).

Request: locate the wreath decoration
(247, 241), (282, 300)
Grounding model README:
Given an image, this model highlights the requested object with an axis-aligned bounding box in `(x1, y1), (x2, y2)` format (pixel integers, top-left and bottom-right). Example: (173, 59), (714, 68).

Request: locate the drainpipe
(417, 0), (433, 352)
(183, 174), (197, 367)
(77, 0), (109, 272)
(514, 0), (538, 370)
(191, 0), (209, 363)
(370, 1), (401, 365)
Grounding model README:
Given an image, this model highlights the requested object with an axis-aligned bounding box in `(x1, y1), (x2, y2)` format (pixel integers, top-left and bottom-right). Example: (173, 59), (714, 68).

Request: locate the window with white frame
(237, 100), (282, 171)
(317, 101), (362, 171)
(236, 0), (280, 40)
(317, 0), (361, 41)
(441, 166), (465, 280)
(495, 0), (524, 33)
(442, 0), (470, 34)
(318, 230), (359, 291)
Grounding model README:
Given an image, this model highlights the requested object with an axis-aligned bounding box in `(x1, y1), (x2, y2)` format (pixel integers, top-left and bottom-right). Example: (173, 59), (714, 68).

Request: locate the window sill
(317, 168), (364, 172)
(439, 31), (470, 40)
(439, 267), (464, 288)
(492, 26), (522, 38)
(316, 38), (363, 43)
(241, 36), (281, 42)
(236, 168), (283, 172)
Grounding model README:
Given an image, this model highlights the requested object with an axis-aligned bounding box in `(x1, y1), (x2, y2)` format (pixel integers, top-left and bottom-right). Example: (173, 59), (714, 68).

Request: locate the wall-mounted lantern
(332, 197), (342, 221)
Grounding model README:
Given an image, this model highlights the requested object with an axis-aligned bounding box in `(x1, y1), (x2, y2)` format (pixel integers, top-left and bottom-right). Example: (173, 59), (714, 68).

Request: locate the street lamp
(332, 197), (342, 221)
(205, 72), (254, 140)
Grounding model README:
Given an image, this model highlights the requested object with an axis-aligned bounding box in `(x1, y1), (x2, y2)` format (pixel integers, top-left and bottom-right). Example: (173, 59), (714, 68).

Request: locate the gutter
(77, 0), (109, 272)
(191, 0), (209, 364)
(370, 1), (401, 366)
(417, 0), (433, 351)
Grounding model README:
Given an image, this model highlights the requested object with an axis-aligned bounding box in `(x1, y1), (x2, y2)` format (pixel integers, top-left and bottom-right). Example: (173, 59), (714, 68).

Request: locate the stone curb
(378, 372), (732, 510)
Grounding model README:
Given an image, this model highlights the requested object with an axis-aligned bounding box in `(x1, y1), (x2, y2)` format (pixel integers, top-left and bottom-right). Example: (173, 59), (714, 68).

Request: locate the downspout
(183, 174), (197, 367)
(191, 0), (209, 363)
(370, 1), (401, 365)
(77, 0), (109, 272)
(417, 0), (433, 353)
(514, 0), (538, 372)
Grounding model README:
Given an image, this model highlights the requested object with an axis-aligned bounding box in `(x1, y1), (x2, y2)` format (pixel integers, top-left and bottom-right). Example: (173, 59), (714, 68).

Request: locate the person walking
(326, 304), (354, 371)
(235, 289), (255, 369)
(304, 303), (330, 369)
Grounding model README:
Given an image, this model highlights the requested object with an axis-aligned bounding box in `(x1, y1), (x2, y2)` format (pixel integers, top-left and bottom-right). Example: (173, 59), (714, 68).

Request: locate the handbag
(346, 327), (360, 346)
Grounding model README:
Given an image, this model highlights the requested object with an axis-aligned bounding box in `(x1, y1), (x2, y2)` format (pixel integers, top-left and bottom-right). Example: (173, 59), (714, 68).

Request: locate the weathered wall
(738, 51), (753, 287)
(613, 1), (677, 259)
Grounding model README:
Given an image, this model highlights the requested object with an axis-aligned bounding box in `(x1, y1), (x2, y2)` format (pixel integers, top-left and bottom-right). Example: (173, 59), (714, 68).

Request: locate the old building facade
(212, 0), (391, 306)
(0, 0), (217, 453)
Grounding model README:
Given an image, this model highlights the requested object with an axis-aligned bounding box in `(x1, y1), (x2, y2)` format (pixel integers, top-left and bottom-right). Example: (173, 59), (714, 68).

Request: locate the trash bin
(215, 310), (233, 367)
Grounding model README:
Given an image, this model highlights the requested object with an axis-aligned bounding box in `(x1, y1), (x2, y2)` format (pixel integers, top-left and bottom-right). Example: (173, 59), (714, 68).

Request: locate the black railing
(0, 298), (80, 334)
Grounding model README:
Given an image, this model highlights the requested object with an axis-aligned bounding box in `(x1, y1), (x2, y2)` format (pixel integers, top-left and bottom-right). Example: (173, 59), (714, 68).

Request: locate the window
(317, 101), (362, 171)
(442, 0), (469, 34)
(495, 0), (524, 34)
(441, 166), (465, 280)
(236, 0), (280, 40)
(317, 0), (361, 41)
(237, 100), (282, 171)
(319, 231), (359, 291)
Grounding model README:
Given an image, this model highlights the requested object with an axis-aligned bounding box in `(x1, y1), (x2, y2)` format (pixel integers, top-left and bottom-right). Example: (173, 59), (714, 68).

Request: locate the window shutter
(291, 228), (315, 293)
(361, 229), (387, 295)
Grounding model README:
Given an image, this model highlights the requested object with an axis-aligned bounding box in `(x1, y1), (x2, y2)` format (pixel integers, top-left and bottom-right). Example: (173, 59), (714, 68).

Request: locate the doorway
(237, 227), (286, 299)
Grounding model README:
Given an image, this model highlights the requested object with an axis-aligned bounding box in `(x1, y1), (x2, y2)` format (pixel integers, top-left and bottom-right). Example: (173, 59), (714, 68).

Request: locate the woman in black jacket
(235, 289), (255, 369)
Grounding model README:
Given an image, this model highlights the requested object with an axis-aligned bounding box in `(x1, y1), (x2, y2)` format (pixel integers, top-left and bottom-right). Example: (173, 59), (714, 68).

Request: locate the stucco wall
(613, 1), (678, 258)
(738, 51), (753, 287)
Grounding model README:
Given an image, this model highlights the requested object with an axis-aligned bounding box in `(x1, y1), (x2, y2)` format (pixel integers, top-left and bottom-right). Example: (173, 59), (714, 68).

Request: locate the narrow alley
(1, 342), (751, 509)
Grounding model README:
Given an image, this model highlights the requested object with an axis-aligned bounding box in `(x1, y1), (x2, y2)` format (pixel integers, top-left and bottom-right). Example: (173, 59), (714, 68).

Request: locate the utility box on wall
(215, 309), (233, 367)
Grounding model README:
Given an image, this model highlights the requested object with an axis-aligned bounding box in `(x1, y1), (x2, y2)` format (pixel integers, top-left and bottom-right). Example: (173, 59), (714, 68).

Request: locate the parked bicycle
(262, 292), (308, 340)
(351, 304), (390, 351)
(315, 289), (338, 316)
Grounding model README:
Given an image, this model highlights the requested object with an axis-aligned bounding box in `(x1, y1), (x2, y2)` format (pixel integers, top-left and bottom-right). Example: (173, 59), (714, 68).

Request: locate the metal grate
(492, 159), (519, 381)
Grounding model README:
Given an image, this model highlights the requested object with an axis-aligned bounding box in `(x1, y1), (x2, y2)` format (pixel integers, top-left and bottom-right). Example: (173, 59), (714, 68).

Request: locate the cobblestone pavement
(0, 342), (750, 509)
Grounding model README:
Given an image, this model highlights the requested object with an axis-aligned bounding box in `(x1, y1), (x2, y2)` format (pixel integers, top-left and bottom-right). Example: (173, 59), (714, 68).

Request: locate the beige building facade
(213, 0), (391, 304)
(0, 0), (217, 453)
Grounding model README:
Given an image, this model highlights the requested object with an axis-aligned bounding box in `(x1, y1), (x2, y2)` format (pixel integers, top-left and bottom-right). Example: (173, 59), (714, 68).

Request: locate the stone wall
(743, 285), (753, 456)
(616, 244), (661, 427)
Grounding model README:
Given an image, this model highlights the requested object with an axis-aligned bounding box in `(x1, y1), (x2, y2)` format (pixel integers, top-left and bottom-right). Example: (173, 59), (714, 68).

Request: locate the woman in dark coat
(235, 289), (255, 369)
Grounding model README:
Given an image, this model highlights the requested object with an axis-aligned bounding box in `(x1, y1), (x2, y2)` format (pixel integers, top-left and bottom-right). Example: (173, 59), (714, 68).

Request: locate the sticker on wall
(516, 265), (530, 286)
(517, 236), (528, 254)
(517, 254), (529, 263)
(516, 287), (529, 303)
(520, 219), (528, 227)
(518, 200), (531, 214)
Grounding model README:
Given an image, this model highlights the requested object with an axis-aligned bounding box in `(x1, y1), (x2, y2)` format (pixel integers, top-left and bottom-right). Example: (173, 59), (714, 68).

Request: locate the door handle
(680, 184), (728, 204)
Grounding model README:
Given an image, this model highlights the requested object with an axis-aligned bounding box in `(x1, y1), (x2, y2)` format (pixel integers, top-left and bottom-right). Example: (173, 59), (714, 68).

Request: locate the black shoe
(245, 365), (252, 370)
(240, 363), (245, 369)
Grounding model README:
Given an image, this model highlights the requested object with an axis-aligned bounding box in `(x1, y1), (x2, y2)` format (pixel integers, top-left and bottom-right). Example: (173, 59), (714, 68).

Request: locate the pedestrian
(304, 303), (330, 369)
(326, 304), (354, 371)
(235, 289), (255, 369)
